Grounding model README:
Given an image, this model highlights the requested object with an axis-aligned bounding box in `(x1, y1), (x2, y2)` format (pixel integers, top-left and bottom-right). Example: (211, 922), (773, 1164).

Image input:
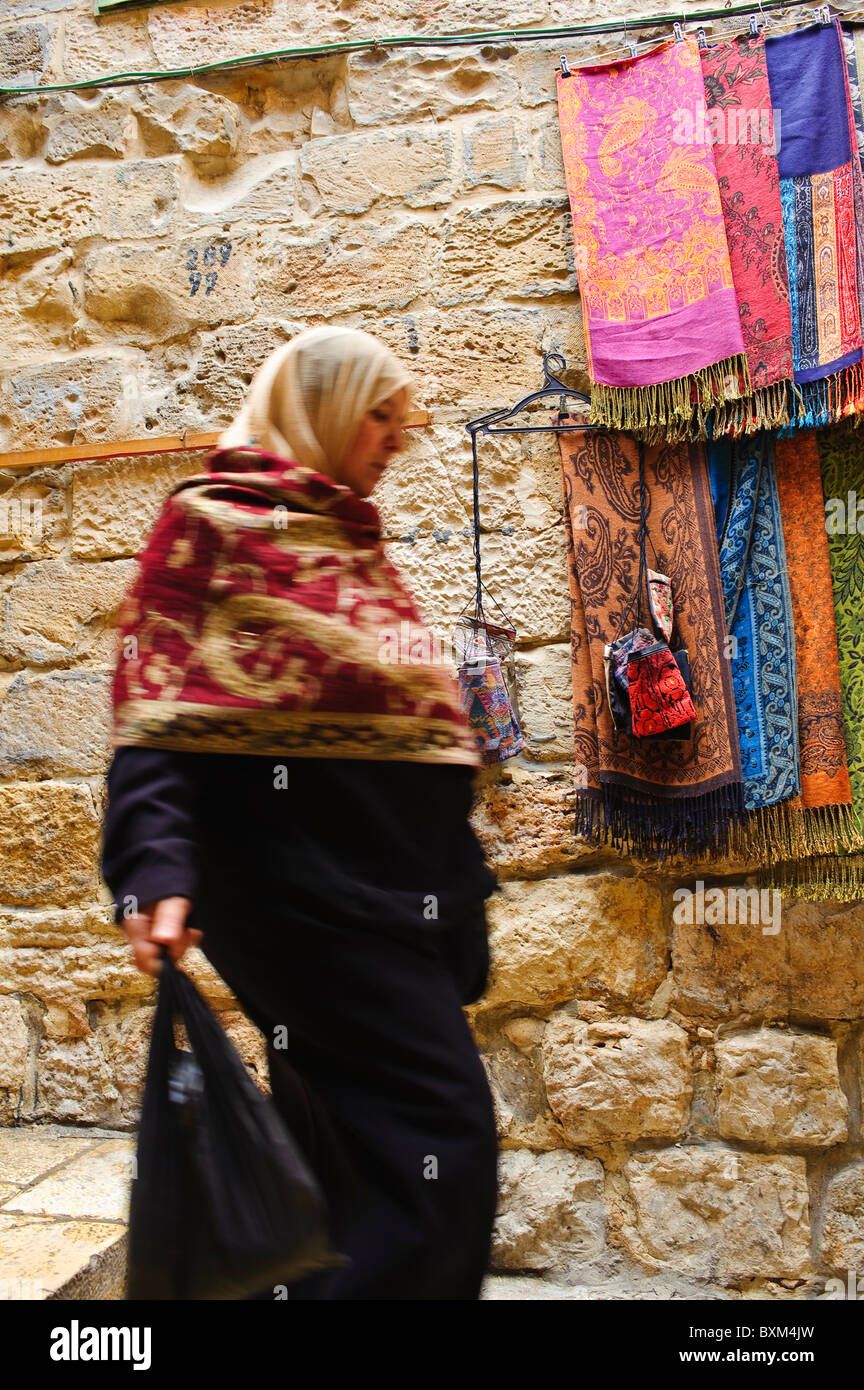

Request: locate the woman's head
(218, 326), (414, 496)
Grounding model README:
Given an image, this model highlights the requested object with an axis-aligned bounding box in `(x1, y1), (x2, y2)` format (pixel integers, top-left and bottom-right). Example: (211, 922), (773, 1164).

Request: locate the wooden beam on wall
(0, 408), (433, 473)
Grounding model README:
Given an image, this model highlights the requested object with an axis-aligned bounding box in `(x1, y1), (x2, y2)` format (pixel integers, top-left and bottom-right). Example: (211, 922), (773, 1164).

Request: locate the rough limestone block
(0, 1213), (126, 1299)
(0, 938), (147, 1009)
(257, 221), (437, 317)
(820, 1163), (864, 1269)
(0, 97), (45, 162)
(0, 782), (102, 908)
(4, 1139), (135, 1221)
(436, 198), (575, 306)
(71, 452), (203, 560)
(43, 93), (130, 164)
(300, 127), (455, 213)
(715, 1028), (848, 1148)
(541, 1013), (693, 1144)
(182, 153), (296, 226)
(512, 644), (574, 761)
(470, 770), (595, 879)
(0, 905), (118, 951)
(492, 1149), (606, 1273)
(0, 670), (112, 778)
(83, 239), (255, 344)
(611, 1147), (811, 1281)
(388, 529), (569, 647)
(0, 995), (30, 1090)
(63, 9), (157, 83)
(347, 48), (520, 125)
(0, 356), (134, 450)
(0, 1130), (92, 1192)
(2, 166), (107, 260)
(0, 22), (53, 82)
(481, 874), (668, 1011)
(0, 467), (69, 563)
(463, 117), (526, 190)
(0, 557), (136, 665)
(482, 1039), (565, 1150)
(673, 898), (864, 1020)
(99, 159), (180, 242)
(32, 1035), (122, 1125)
(134, 84), (246, 167)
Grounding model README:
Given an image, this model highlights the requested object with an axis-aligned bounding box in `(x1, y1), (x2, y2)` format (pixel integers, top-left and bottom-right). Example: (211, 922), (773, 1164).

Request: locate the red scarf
(111, 448), (480, 766)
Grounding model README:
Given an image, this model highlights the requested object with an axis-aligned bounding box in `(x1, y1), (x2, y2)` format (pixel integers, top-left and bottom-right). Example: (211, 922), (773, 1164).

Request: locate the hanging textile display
(707, 434), (801, 851)
(699, 33), (795, 435)
(556, 37), (751, 440)
(558, 425), (744, 857)
(765, 21), (864, 425)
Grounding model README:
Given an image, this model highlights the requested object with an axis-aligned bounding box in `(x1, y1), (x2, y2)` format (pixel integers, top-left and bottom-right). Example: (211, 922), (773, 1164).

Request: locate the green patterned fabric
(818, 425), (864, 841)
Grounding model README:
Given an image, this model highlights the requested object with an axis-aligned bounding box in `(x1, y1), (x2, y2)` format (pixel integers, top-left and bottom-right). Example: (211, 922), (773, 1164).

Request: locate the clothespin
(673, 21), (684, 41)
(559, 53), (571, 78)
(624, 21), (638, 57)
(749, 13), (759, 35)
(697, 25), (708, 48)
(819, 4), (831, 23)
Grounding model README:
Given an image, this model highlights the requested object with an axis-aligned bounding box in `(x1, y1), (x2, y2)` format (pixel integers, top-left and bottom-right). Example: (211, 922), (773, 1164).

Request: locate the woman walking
(100, 326), (500, 1300)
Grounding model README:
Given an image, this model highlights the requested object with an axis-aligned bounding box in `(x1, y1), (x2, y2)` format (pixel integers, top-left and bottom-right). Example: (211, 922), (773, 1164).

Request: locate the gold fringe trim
(588, 353), (753, 444)
(757, 851), (864, 902)
(706, 379), (792, 438)
(716, 800), (864, 865)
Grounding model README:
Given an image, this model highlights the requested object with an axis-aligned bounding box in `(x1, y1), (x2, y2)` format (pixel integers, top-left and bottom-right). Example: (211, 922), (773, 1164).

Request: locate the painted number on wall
(186, 241), (232, 296)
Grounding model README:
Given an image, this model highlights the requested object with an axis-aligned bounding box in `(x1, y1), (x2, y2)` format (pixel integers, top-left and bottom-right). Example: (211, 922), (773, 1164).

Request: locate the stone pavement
(0, 1127), (833, 1301)
(0, 1127), (133, 1300)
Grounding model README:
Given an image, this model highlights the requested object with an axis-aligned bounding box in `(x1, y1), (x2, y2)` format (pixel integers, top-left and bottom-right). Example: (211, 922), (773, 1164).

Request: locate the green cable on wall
(2, 0), (861, 99)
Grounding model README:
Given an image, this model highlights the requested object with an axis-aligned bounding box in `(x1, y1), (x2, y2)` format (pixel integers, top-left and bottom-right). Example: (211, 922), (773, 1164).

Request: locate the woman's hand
(123, 896), (202, 977)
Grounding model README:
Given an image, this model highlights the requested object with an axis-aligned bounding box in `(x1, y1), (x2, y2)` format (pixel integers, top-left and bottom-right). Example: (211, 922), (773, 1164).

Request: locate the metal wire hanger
(460, 353), (602, 647)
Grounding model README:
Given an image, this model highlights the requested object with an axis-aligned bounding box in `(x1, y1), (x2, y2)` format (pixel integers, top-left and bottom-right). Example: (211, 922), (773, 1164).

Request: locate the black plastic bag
(127, 954), (349, 1300)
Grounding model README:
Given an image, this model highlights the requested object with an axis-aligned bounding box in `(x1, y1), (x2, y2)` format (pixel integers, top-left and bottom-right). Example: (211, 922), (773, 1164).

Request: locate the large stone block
(71, 451), (203, 560)
(541, 1013), (693, 1144)
(63, 9), (157, 83)
(436, 199), (575, 306)
(347, 48), (520, 126)
(482, 1037), (565, 1150)
(257, 220), (437, 318)
(134, 84), (247, 169)
(463, 117), (526, 190)
(0, 97), (45, 162)
(0, 905), (117, 951)
(0, 995), (30, 1089)
(470, 769), (594, 878)
(715, 1028), (848, 1148)
(0, 356), (135, 450)
(163, 321), (296, 426)
(83, 238), (255, 344)
(512, 643), (574, 761)
(611, 1148), (811, 1281)
(99, 159), (180, 242)
(43, 93), (131, 164)
(0, 782), (102, 908)
(0, 670), (112, 778)
(182, 152), (296, 226)
(0, 936), (149, 1003)
(32, 1035), (122, 1125)
(481, 873), (668, 1011)
(300, 127), (455, 213)
(0, 467), (69, 563)
(0, 557), (136, 665)
(673, 898), (864, 1020)
(820, 1164), (864, 1270)
(0, 22), (53, 82)
(492, 1149), (606, 1274)
(1, 166), (107, 261)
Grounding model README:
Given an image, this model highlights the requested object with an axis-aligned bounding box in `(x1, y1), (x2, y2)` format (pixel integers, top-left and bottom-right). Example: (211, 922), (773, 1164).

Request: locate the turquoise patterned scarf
(708, 433), (800, 812)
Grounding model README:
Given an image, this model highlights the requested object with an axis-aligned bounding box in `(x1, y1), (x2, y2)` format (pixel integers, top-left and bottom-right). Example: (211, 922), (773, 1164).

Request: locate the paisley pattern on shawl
(708, 434), (799, 812)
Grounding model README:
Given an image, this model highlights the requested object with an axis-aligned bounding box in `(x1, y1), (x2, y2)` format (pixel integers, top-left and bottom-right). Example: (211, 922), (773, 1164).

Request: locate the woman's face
(338, 388), (408, 497)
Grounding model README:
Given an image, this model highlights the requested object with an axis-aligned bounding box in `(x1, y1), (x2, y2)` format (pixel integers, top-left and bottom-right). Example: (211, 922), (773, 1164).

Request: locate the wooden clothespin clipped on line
(0, 410), (433, 472)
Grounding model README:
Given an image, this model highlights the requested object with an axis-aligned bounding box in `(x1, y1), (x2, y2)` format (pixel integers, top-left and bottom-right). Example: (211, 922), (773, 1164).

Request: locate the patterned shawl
(699, 34), (795, 435)
(558, 426), (744, 858)
(556, 37), (750, 440)
(110, 448), (480, 766)
(766, 21), (864, 427)
(708, 434), (800, 850)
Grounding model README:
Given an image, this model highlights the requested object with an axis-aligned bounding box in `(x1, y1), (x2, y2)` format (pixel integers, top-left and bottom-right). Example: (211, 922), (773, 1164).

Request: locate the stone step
(0, 1126), (134, 1300)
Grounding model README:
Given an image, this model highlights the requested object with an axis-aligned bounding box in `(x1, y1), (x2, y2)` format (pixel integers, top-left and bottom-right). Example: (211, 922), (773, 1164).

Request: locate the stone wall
(1, 0), (863, 1295)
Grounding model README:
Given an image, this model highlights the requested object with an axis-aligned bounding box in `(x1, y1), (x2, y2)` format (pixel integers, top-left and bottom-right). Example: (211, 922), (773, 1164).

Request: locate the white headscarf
(217, 325), (415, 477)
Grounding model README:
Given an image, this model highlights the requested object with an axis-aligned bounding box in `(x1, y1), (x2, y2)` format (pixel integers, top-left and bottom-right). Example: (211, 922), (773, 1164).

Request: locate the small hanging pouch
(606, 441), (696, 740)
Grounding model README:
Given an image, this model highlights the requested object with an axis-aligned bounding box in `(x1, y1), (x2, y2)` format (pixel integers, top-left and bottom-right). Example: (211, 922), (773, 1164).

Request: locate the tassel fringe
(721, 799), (864, 864)
(589, 354), (753, 443)
(573, 781), (747, 860)
(757, 851), (864, 902)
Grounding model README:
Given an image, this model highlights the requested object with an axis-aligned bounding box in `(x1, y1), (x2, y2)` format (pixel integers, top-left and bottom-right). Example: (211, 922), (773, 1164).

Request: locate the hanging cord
(614, 439), (652, 641)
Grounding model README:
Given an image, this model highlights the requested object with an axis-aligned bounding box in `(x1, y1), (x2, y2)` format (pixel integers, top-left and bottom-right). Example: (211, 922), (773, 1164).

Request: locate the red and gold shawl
(110, 448), (480, 766)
